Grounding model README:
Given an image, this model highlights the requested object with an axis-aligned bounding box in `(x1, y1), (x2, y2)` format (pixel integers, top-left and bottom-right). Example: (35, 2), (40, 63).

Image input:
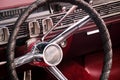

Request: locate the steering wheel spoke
(14, 52), (42, 67)
(50, 15), (91, 44)
(46, 66), (68, 80)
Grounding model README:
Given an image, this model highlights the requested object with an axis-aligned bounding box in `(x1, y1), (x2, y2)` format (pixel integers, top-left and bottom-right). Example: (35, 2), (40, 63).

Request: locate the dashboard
(0, 1), (120, 80)
(0, 0), (120, 45)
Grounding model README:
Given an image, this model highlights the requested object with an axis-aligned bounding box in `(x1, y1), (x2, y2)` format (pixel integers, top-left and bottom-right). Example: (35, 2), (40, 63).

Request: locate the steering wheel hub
(36, 42), (63, 66)
(43, 43), (63, 66)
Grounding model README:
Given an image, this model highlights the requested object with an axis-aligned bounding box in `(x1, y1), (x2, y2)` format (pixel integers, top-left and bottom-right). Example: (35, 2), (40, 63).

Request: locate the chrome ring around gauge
(43, 43), (63, 66)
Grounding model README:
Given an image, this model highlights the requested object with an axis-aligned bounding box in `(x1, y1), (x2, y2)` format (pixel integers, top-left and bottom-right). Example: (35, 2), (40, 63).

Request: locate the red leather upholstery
(85, 47), (120, 80)
(59, 61), (94, 80)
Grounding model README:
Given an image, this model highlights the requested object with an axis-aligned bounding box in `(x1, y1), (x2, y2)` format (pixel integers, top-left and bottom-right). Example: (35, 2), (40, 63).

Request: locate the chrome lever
(41, 0), (93, 41)
(42, 5), (77, 41)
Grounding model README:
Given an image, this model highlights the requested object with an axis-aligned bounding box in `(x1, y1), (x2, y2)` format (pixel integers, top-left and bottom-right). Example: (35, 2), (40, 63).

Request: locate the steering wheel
(6, 0), (112, 80)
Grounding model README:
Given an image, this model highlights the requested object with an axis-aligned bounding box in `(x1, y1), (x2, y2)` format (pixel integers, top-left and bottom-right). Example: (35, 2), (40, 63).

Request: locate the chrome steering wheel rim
(7, 0), (112, 80)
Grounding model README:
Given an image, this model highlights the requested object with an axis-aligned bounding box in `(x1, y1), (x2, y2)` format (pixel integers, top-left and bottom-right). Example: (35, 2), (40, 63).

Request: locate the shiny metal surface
(14, 43), (63, 67)
(42, 17), (53, 34)
(50, 15), (91, 44)
(28, 20), (41, 38)
(0, 27), (9, 45)
(23, 70), (32, 80)
(42, 5), (77, 41)
(46, 66), (68, 80)
(93, 0), (120, 5)
(14, 52), (42, 67)
(43, 43), (63, 66)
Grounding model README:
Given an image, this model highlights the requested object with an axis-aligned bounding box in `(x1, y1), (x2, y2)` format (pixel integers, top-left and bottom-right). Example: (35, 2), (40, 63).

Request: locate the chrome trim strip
(93, 0), (120, 6)
(0, 61), (6, 65)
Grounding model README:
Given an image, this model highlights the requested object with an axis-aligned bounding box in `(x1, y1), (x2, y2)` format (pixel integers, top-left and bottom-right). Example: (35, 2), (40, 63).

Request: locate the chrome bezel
(42, 17), (53, 34)
(28, 20), (41, 38)
(43, 43), (63, 66)
(0, 27), (9, 45)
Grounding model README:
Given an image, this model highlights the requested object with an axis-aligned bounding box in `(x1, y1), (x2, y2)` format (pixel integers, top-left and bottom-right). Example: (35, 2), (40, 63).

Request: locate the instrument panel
(0, 0), (120, 45)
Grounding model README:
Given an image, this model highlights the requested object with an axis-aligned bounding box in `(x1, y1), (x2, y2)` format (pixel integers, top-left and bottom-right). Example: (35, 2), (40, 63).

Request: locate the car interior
(0, 0), (120, 80)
